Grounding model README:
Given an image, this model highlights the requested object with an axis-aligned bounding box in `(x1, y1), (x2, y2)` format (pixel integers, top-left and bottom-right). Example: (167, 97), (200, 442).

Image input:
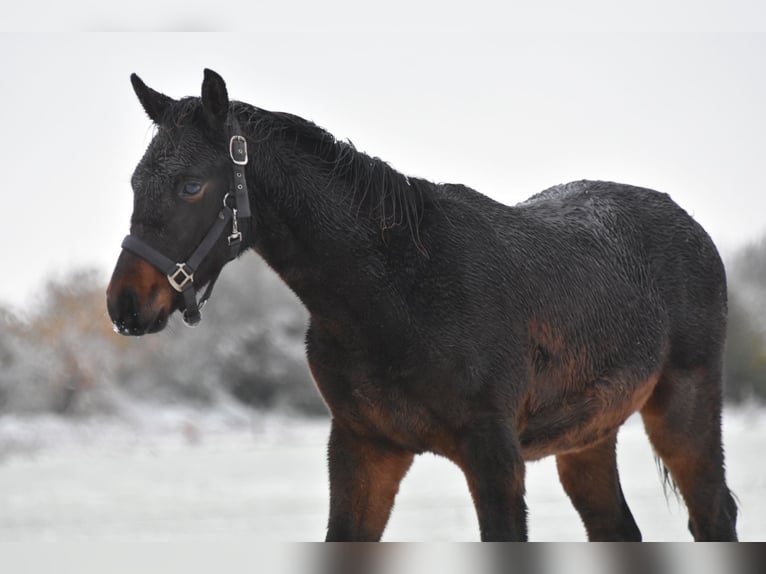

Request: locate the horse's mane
(235, 102), (430, 253)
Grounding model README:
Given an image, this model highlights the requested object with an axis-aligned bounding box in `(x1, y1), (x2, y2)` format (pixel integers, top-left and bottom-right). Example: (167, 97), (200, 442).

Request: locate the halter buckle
(229, 135), (248, 165)
(168, 263), (194, 292)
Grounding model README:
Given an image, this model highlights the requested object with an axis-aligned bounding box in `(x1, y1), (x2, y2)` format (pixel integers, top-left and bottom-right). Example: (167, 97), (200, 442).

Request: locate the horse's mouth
(107, 284), (172, 336)
(111, 307), (169, 336)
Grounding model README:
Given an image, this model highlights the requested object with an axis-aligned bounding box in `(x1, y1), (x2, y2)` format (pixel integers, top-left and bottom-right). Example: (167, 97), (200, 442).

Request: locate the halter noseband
(120, 116), (252, 327)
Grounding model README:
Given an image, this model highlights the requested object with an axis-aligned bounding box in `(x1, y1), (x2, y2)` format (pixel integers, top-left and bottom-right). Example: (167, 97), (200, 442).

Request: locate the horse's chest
(311, 362), (445, 453)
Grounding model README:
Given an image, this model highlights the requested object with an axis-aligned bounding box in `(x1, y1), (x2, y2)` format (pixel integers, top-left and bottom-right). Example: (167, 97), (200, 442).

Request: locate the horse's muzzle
(106, 251), (175, 336)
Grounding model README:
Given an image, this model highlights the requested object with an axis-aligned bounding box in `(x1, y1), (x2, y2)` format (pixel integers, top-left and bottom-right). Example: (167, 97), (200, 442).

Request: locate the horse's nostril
(107, 287), (146, 336)
(108, 284), (171, 336)
(118, 288), (140, 317)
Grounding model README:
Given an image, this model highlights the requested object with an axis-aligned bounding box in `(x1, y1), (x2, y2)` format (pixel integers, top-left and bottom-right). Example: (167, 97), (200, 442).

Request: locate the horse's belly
(517, 372), (660, 461)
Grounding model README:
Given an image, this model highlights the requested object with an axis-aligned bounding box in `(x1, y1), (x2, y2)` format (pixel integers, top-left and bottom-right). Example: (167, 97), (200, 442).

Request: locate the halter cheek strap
(120, 116), (253, 326)
(230, 132), (250, 217)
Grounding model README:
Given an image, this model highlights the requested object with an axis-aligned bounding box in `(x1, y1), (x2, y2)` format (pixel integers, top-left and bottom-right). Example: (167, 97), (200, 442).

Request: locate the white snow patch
(0, 407), (763, 542)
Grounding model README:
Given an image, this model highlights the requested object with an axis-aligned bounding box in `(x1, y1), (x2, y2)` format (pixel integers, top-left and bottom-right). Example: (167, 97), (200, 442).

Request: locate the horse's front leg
(325, 420), (414, 541)
(455, 417), (528, 541)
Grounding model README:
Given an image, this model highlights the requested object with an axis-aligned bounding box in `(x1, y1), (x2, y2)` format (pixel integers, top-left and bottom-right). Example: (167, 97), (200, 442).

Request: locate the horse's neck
(246, 155), (379, 318)
(237, 109), (433, 324)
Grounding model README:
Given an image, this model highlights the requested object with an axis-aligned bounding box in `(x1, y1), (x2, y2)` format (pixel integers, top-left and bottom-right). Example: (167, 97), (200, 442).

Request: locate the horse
(106, 69), (738, 541)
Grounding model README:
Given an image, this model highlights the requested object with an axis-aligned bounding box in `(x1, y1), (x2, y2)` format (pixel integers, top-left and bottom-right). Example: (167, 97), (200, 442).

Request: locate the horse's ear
(130, 74), (173, 124)
(201, 68), (229, 128)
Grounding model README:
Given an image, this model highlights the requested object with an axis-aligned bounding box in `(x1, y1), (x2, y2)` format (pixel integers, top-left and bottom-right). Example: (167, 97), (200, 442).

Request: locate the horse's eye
(180, 181), (203, 198)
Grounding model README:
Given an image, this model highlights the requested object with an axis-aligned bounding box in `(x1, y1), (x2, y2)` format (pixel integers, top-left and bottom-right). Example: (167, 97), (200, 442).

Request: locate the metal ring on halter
(168, 263), (194, 293)
(223, 192), (235, 209)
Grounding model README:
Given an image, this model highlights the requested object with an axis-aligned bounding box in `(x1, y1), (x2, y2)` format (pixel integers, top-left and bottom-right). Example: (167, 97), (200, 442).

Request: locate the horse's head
(107, 69), (250, 335)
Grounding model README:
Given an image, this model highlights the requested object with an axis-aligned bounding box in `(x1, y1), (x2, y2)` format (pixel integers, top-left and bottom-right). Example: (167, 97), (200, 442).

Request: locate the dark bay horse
(106, 69), (738, 541)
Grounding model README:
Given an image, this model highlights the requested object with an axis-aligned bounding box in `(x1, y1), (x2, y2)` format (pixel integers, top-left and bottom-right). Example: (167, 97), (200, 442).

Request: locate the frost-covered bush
(0, 271), (124, 416)
(0, 257), (325, 418)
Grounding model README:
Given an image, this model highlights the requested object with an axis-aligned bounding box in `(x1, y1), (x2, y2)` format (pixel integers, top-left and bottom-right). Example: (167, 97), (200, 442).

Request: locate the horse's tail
(654, 455), (681, 502)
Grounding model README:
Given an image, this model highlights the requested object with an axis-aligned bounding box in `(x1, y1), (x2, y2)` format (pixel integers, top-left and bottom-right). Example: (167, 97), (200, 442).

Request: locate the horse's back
(431, 179), (726, 371)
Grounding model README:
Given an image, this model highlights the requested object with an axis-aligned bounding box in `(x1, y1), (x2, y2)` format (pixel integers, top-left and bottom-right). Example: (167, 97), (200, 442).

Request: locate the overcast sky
(2, 9), (765, 309)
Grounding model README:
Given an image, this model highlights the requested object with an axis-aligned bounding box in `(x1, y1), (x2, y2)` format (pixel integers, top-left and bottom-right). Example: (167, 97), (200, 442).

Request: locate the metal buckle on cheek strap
(229, 135), (248, 165)
(168, 263), (194, 292)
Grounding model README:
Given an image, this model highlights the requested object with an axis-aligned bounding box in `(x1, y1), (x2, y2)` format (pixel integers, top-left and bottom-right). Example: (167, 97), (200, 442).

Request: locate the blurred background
(1, 3), (766, 546)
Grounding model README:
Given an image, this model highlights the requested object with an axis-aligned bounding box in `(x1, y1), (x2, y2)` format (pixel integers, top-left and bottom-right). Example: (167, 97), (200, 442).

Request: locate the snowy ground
(0, 405), (763, 543)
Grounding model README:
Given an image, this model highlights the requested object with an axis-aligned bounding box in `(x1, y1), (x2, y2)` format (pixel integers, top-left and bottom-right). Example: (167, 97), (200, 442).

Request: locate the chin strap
(120, 115), (253, 327)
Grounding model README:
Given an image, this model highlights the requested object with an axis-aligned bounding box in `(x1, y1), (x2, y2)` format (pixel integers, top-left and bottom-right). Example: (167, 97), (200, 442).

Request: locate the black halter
(120, 116), (252, 326)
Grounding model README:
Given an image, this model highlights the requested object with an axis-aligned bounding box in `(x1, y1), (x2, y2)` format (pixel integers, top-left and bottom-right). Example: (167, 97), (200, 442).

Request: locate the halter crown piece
(120, 116), (252, 326)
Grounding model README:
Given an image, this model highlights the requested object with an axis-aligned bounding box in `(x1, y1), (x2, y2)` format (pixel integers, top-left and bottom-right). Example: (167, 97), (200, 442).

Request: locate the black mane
(235, 102), (430, 251)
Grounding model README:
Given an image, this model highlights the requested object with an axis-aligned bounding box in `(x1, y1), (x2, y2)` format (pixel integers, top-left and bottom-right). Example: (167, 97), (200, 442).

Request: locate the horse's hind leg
(640, 365), (738, 541)
(556, 432), (642, 541)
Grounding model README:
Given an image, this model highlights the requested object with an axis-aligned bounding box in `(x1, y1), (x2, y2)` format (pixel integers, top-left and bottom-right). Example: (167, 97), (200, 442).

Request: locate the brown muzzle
(106, 250), (176, 335)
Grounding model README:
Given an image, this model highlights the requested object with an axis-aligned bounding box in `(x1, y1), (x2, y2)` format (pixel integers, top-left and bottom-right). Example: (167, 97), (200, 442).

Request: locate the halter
(120, 117), (252, 326)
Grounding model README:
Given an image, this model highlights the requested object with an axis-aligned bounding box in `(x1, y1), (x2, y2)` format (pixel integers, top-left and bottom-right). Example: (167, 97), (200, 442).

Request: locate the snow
(0, 407), (763, 543)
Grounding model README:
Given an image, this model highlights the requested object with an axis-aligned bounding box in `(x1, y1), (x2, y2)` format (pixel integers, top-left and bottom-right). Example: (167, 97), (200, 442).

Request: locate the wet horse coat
(107, 70), (738, 541)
